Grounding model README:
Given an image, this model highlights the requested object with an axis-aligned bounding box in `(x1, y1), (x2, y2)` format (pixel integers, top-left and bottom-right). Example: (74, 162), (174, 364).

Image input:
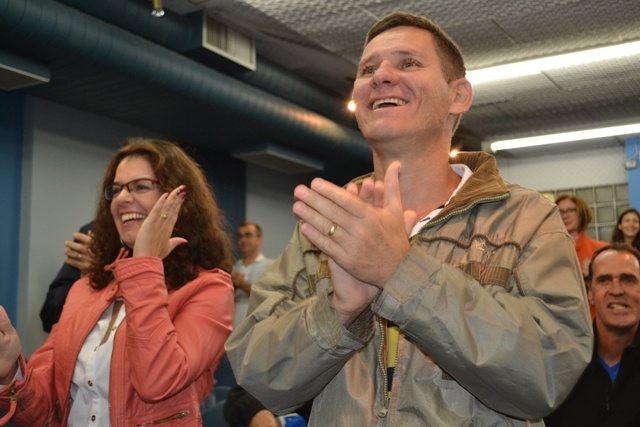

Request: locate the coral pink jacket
(0, 257), (233, 426)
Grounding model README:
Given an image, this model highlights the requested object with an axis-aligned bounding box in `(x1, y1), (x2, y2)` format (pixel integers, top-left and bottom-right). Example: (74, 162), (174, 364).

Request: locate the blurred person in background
(40, 221), (94, 333)
(232, 222), (274, 328)
(611, 208), (640, 251)
(556, 194), (607, 318)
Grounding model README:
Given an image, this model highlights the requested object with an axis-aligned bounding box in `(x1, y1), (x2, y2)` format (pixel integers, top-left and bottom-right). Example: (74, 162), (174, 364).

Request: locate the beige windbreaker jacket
(226, 152), (593, 426)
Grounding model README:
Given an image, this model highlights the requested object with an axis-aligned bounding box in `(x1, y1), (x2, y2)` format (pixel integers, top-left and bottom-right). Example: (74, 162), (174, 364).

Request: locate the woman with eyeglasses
(611, 208), (640, 251)
(0, 138), (234, 426)
(555, 194), (607, 318)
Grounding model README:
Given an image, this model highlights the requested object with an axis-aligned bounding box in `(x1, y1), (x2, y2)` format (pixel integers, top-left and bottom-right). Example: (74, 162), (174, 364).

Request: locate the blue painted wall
(0, 91), (24, 323)
(626, 136), (640, 210)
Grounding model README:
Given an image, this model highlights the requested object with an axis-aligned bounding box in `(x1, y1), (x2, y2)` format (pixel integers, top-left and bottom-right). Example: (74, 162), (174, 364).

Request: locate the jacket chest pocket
(456, 237), (518, 292)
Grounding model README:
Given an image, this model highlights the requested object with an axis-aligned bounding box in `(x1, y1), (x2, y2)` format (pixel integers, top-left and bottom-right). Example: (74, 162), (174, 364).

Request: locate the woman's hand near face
(133, 185), (188, 259)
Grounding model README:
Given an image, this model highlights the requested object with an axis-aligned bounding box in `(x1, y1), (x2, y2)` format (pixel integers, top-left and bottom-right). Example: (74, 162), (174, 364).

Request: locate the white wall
(245, 164), (311, 259)
(495, 145), (627, 191)
(19, 98), (158, 356)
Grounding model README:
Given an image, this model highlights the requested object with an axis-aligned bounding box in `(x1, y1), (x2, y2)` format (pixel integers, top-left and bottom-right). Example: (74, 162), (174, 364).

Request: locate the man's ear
(586, 281), (595, 305)
(449, 78), (473, 115)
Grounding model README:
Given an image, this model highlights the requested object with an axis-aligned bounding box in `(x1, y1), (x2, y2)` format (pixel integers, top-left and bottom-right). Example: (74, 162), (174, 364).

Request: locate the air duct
(0, 0), (370, 164)
(56, 0), (352, 125)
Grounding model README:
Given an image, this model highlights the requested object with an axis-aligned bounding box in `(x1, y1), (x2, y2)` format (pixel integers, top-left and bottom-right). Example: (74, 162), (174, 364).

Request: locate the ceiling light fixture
(487, 123), (640, 152)
(151, 0), (164, 17)
(467, 40), (640, 85)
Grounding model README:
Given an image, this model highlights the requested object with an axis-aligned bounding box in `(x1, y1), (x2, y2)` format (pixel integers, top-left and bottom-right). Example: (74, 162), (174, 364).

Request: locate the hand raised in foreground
(293, 161), (417, 325)
(0, 306), (21, 385)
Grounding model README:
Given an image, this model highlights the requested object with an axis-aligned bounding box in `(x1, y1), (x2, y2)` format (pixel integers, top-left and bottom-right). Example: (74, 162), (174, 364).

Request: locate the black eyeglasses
(559, 208), (578, 216)
(237, 232), (258, 239)
(104, 178), (159, 200)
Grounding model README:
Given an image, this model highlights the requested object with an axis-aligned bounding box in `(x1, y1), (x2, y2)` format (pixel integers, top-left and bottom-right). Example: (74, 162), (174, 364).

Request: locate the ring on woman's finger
(327, 222), (338, 238)
(160, 214), (168, 219)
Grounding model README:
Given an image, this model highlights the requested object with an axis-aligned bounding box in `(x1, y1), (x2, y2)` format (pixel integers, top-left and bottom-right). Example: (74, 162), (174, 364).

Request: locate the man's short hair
(364, 11), (466, 83)
(587, 243), (640, 282)
(238, 221), (262, 237)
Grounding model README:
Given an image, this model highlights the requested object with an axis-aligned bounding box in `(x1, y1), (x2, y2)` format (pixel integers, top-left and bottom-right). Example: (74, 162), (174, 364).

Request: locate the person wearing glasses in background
(556, 194), (607, 318)
(219, 222), (279, 427)
(232, 222), (274, 329)
(0, 138), (234, 426)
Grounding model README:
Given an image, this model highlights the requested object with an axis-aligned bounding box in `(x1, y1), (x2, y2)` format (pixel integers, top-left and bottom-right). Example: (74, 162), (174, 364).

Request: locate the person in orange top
(556, 194), (607, 318)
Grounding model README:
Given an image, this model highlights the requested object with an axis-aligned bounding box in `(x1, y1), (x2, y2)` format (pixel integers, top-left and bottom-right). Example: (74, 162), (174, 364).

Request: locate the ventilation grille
(202, 15), (256, 71)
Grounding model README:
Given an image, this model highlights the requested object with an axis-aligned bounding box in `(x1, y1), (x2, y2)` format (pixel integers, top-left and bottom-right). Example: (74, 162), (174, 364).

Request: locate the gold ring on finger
(327, 222), (338, 238)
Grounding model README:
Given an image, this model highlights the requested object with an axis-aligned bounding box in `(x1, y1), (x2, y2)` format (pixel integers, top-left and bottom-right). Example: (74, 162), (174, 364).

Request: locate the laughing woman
(611, 208), (640, 251)
(0, 138), (233, 426)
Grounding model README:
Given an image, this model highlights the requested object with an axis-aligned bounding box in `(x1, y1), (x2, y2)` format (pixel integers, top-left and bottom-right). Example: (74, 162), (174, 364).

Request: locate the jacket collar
(592, 321), (640, 359)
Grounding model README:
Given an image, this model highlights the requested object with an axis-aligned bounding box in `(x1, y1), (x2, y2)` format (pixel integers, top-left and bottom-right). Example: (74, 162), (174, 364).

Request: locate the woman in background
(555, 194), (607, 319)
(611, 208), (640, 250)
(556, 194), (608, 277)
(0, 138), (233, 426)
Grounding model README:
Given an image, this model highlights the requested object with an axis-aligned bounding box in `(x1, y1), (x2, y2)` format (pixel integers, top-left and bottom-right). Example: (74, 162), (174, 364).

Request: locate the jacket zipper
(136, 409), (190, 426)
(377, 318), (389, 404)
(10, 387), (24, 411)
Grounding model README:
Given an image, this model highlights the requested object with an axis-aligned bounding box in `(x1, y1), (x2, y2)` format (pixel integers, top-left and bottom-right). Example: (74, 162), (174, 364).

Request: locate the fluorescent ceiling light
(467, 40), (640, 85)
(489, 123), (640, 152)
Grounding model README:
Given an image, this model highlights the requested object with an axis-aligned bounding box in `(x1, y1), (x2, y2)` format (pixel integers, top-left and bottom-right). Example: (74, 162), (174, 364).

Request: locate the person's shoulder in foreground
(226, 11), (592, 426)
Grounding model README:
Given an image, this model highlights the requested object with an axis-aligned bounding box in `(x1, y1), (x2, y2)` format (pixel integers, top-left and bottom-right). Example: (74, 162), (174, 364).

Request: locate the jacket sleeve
(374, 208), (593, 419)
(113, 257), (233, 402)
(225, 223), (375, 414)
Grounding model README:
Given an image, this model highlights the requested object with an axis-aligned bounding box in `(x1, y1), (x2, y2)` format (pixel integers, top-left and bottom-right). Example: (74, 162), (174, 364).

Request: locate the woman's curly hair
(88, 138), (233, 289)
